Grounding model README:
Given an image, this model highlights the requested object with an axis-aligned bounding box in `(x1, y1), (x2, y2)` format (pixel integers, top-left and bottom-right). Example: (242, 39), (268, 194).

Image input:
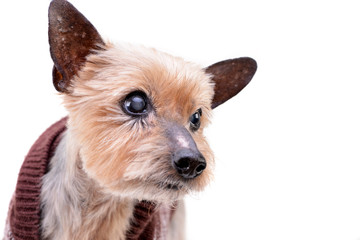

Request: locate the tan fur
(40, 42), (215, 239)
(63, 43), (214, 199)
(41, 131), (135, 240)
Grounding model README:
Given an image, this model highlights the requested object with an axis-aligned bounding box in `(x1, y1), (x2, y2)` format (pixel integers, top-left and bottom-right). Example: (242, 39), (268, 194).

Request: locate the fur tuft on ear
(206, 57), (257, 109)
(48, 0), (104, 93)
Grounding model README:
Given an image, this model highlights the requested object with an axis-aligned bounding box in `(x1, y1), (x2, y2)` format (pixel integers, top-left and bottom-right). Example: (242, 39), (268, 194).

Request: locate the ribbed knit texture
(127, 201), (176, 240)
(9, 117), (67, 240)
(6, 118), (175, 240)
(127, 201), (157, 239)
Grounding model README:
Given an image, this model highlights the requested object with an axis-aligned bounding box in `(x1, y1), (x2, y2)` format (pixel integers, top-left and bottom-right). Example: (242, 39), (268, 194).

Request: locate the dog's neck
(40, 130), (135, 240)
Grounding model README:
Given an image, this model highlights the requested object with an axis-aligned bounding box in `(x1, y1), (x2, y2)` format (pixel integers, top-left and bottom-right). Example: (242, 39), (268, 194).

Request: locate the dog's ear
(48, 0), (104, 93)
(205, 57), (257, 109)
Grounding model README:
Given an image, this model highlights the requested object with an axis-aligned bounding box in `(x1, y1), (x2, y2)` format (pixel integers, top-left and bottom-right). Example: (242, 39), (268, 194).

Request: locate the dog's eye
(189, 108), (202, 131)
(123, 91), (148, 116)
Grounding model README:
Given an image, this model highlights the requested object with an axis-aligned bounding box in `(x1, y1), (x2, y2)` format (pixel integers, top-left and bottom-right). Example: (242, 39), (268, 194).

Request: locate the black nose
(172, 149), (206, 179)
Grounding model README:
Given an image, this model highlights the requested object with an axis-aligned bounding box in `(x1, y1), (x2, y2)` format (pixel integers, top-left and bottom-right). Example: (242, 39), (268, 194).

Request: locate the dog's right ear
(49, 0), (104, 93)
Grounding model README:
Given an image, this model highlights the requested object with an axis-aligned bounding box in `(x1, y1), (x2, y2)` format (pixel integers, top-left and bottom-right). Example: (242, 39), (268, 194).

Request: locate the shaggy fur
(40, 43), (214, 239)
(63, 43), (215, 198)
(4, 1), (256, 239)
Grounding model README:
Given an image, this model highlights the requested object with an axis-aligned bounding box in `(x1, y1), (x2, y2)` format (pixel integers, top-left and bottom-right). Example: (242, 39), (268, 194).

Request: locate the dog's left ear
(48, 0), (104, 93)
(206, 57), (257, 109)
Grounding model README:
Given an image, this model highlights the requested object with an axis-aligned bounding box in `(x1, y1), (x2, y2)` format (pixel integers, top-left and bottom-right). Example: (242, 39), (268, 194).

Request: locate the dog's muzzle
(165, 122), (206, 179)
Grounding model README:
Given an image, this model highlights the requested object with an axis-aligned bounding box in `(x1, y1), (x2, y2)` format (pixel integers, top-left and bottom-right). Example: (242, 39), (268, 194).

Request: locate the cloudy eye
(189, 108), (202, 131)
(123, 91), (148, 116)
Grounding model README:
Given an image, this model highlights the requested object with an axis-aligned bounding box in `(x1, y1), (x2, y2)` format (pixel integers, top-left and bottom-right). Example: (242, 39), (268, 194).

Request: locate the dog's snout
(165, 121), (206, 179)
(173, 149), (206, 179)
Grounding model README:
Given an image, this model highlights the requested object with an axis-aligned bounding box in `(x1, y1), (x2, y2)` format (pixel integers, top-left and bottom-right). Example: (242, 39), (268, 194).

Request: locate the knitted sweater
(5, 118), (175, 240)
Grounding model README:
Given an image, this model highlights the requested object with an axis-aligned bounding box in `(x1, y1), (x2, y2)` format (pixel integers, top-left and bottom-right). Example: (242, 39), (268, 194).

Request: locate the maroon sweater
(5, 118), (175, 240)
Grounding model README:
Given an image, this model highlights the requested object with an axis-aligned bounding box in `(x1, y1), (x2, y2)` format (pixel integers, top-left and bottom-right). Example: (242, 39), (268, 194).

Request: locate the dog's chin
(105, 177), (204, 203)
(143, 176), (210, 202)
(138, 180), (190, 202)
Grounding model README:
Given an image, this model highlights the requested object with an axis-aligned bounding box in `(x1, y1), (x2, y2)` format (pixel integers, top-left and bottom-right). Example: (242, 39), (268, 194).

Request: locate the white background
(1, 0), (360, 239)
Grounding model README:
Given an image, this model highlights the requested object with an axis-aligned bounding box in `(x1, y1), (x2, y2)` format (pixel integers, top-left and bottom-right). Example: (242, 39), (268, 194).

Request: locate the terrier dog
(4, 0), (256, 239)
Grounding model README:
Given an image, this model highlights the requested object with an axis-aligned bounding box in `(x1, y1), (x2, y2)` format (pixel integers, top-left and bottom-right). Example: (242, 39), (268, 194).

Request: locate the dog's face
(49, 0), (256, 202)
(64, 45), (215, 201)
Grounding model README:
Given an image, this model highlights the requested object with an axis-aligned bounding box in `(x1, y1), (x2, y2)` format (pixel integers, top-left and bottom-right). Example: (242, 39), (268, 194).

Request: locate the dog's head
(48, 0), (256, 202)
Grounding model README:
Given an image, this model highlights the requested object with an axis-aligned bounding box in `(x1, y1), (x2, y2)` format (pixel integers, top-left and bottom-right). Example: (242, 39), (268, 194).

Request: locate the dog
(4, 0), (256, 239)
